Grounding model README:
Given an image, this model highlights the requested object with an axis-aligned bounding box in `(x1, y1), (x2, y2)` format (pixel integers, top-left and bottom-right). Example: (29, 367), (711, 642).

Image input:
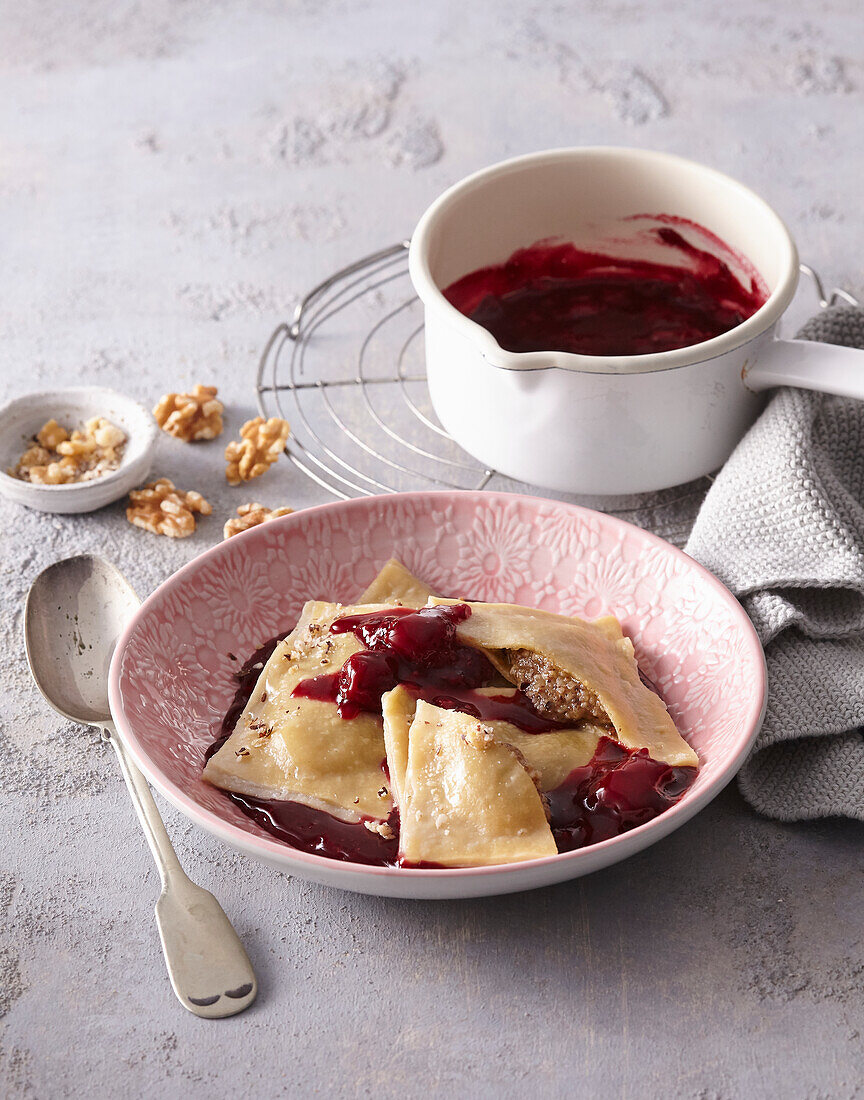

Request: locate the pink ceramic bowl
(108, 491), (766, 899)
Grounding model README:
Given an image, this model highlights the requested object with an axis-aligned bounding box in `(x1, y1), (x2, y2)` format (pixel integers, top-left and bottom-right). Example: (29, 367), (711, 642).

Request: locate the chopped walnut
(364, 820), (395, 840)
(55, 433), (97, 459)
(126, 477), (212, 538)
(10, 416), (126, 485)
(225, 417), (290, 485)
(36, 419), (69, 450)
(27, 461), (76, 485)
(222, 501), (294, 539)
(463, 724), (496, 749)
(18, 445), (52, 468)
(90, 419), (126, 450)
(153, 384), (224, 442)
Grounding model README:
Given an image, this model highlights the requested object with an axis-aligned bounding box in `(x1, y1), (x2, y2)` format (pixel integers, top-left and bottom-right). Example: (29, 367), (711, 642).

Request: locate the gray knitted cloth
(685, 306), (864, 821)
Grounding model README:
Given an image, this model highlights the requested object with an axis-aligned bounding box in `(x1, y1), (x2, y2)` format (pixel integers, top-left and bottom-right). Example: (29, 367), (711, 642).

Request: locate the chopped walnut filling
(10, 417), (126, 485)
(126, 477), (212, 538)
(225, 416), (290, 485)
(153, 384), (224, 441)
(223, 501), (294, 539)
(507, 648), (611, 726)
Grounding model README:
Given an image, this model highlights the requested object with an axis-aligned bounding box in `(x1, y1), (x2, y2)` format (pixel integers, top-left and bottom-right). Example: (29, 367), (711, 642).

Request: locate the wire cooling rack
(256, 245), (859, 513)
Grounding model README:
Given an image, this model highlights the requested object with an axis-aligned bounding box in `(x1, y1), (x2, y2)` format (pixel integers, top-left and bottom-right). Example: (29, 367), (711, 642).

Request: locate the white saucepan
(409, 147), (864, 495)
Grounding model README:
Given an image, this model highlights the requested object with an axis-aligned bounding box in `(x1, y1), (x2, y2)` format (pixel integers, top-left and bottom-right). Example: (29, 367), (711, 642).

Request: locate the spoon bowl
(25, 555), (140, 725)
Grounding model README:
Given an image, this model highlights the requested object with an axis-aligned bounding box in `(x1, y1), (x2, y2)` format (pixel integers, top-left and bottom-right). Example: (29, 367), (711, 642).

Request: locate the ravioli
(382, 685), (602, 798)
(203, 601), (395, 823)
(204, 564), (698, 868)
(429, 598), (697, 768)
(381, 686), (414, 810)
(469, 688), (603, 790)
(396, 699), (557, 867)
(359, 558), (437, 607)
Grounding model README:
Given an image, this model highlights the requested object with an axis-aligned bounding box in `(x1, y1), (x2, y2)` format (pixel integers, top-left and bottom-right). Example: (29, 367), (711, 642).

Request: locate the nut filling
(506, 648), (611, 726)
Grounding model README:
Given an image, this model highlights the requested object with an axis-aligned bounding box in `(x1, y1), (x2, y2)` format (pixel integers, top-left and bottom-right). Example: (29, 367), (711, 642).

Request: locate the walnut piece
(126, 477), (212, 538)
(223, 502), (294, 539)
(153, 384), (224, 442)
(36, 419), (69, 450)
(10, 416), (126, 485)
(225, 417), (290, 485)
(463, 724), (496, 749)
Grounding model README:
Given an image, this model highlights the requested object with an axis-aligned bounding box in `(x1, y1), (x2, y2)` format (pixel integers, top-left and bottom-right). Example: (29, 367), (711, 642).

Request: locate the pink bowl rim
(108, 489), (767, 883)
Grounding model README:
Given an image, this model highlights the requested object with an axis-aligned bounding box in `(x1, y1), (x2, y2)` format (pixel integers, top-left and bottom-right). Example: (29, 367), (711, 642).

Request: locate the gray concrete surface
(2, 1), (864, 1096)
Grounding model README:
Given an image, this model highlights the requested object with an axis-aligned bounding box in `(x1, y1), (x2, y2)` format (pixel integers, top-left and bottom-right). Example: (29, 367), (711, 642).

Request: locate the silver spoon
(24, 554), (257, 1019)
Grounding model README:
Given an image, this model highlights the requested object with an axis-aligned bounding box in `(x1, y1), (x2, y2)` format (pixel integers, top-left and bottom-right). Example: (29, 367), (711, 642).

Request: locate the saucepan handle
(745, 338), (864, 400)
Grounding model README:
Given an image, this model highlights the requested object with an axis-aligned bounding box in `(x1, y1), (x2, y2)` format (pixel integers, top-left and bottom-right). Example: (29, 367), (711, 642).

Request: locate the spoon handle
(101, 719), (257, 1019)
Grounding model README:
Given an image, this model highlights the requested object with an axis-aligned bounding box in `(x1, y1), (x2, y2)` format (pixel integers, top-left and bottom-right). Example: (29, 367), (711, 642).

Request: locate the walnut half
(225, 417), (290, 485)
(153, 384), (224, 441)
(126, 478), (212, 538)
(223, 502), (294, 539)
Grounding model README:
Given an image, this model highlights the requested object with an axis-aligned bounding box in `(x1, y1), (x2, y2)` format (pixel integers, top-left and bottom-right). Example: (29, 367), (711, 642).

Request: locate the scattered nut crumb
(377, 786), (389, 799)
(463, 724), (496, 749)
(223, 501), (294, 539)
(235, 746), (250, 758)
(153, 384), (224, 441)
(225, 417), (290, 485)
(364, 820), (395, 839)
(126, 477), (212, 538)
(10, 416), (126, 485)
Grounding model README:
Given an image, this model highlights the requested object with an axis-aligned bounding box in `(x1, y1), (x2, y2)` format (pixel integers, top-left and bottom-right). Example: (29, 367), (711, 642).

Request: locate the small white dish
(0, 387), (157, 514)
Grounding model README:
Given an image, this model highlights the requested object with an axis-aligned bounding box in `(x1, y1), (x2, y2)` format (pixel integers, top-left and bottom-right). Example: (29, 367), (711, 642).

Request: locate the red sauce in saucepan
(443, 224), (767, 357)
